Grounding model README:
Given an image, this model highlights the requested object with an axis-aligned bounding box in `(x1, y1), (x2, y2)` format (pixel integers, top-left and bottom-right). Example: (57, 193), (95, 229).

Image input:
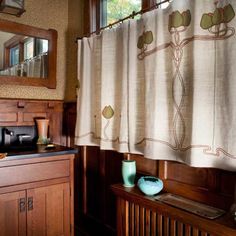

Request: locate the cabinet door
(0, 191), (26, 236)
(27, 183), (71, 236)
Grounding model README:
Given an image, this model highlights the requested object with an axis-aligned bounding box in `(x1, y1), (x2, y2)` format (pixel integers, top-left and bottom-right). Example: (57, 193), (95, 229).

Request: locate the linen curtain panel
(75, 0), (236, 171)
(0, 53), (48, 78)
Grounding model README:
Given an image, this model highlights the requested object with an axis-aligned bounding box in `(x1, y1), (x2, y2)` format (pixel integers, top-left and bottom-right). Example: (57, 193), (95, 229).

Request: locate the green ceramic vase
(122, 160), (136, 187)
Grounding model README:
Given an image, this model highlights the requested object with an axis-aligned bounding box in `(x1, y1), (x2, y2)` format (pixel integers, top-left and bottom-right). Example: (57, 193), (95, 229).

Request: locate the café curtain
(75, 0), (236, 171)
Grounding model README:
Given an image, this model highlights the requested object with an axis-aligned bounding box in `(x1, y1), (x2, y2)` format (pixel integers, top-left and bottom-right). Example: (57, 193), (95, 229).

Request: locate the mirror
(0, 18), (57, 89)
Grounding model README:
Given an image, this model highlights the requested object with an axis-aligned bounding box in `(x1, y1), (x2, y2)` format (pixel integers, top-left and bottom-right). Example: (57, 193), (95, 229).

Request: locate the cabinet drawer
(0, 160), (70, 187)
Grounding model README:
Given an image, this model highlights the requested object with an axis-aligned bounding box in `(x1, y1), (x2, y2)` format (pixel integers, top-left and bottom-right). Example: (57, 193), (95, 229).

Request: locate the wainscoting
(0, 99), (64, 145)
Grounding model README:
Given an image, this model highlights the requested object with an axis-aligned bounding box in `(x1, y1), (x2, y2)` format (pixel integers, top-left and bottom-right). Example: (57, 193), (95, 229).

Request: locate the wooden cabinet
(0, 191), (26, 236)
(27, 183), (70, 236)
(0, 154), (74, 236)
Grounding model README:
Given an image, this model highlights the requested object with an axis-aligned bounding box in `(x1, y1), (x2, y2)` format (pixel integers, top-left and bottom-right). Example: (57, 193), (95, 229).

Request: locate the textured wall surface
(65, 0), (84, 101)
(0, 0), (77, 100)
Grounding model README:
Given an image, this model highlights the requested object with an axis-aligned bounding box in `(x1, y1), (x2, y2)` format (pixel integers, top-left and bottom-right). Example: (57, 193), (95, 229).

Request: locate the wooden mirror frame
(0, 18), (57, 89)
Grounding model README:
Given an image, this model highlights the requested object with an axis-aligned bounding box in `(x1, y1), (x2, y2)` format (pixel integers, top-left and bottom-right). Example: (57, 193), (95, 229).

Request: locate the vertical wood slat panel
(125, 200), (129, 236)
(140, 206), (145, 236)
(171, 219), (177, 236)
(151, 211), (157, 236)
(193, 227), (199, 236)
(185, 224), (192, 236)
(164, 217), (170, 235)
(157, 214), (163, 235)
(178, 222), (184, 236)
(201, 232), (209, 236)
(135, 204), (140, 236)
(146, 209), (151, 236)
(118, 200), (214, 236)
(130, 203), (135, 236)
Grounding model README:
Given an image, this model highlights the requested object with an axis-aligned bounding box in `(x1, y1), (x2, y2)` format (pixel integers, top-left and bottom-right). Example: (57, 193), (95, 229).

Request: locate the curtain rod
(76, 0), (170, 41)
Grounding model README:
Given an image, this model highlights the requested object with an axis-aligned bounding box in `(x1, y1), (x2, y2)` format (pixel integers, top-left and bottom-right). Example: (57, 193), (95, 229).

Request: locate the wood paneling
(63, 102), (77, 147)
(23, 113), (47, 122)
(0, 99), (64, 145)
(0, 113), (17, 122)
(159, 161), (236, 210)
(129, 154), (159, 176)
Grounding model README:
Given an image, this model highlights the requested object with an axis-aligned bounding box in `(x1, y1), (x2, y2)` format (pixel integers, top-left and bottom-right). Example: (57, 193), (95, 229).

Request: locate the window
(3, 36), (49, 69)
(10, 45), (19, 66)
(24, 37), (34, 60)
(102, 0), (142, 26)
(35, 39), (48, 55)
(84, 0), (167, 35)
(156, 0), (171, 9)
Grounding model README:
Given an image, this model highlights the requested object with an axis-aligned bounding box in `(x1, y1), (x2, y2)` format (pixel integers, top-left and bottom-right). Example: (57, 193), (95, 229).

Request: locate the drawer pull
(19, 198), (26, 212)
(28, 197), (33, 211)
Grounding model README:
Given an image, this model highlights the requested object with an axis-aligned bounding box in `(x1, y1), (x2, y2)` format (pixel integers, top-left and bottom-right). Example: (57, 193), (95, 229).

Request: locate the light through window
(156, 0), (171, 9)
(24, 37), (34, 60)
(103, 0), (141, 26)
(36, 39), (48, 55)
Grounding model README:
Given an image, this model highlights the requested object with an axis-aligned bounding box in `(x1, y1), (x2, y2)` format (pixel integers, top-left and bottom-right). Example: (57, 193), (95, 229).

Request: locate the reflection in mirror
(0, 31), (48, 78)
(0, 18), (57, 89)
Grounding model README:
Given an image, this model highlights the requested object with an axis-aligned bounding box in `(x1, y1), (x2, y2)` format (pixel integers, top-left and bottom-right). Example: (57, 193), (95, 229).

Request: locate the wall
(0, 0), (83, 101)
(65, 0), (84, 101)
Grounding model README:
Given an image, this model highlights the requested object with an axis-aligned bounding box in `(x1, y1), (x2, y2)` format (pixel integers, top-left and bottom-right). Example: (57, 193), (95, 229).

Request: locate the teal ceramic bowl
(137, 176), (163, 196)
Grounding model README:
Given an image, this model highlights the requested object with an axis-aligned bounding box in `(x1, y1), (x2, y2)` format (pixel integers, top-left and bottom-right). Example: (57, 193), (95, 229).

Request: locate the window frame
(4, 35), (24, 68)
(3, 36), (48, 69)
(83, 0), (156, 35)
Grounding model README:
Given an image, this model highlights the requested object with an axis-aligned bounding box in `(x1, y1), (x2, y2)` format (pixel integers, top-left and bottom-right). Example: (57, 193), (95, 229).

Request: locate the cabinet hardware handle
(19, 198), (26, 212)
(28, 197), (33, 211)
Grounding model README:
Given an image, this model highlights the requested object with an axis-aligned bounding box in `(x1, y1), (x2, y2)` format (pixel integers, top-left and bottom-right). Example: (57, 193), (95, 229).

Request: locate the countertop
(0, 144), (78, 161)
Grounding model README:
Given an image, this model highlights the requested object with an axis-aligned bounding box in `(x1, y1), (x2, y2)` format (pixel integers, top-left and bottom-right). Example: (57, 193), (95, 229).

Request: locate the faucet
(3, 128), (14, 146)
(18, 134), (32, 144)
